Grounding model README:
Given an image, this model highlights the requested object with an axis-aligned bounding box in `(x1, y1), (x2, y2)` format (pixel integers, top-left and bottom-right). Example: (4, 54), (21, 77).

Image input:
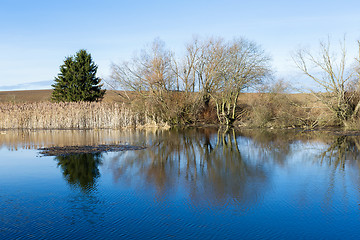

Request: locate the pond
(1, 128), (360, 239)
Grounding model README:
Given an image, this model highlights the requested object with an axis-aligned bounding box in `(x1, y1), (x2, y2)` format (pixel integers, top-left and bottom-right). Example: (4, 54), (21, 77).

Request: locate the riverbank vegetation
(0, 101), (168, 129)
(0, 90), (335, 130)
(108, 36), (360, 130)
(1, 36), (360, 130)
(293, 38), (360, 129)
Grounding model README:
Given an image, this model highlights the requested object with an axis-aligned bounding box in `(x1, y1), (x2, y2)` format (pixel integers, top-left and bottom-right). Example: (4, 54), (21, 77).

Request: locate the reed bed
(0, 102), (168, 130)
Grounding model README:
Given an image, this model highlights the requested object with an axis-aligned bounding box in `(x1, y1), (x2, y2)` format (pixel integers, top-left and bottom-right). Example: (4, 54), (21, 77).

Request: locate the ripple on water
(3, 129), (360, 239)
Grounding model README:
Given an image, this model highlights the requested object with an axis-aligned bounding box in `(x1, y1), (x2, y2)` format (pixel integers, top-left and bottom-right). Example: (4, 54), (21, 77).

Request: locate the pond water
(1, 128), (360, 239)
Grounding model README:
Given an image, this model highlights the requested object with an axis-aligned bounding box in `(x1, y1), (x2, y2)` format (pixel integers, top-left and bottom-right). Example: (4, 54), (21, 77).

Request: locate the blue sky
(1, 0), (360, 91)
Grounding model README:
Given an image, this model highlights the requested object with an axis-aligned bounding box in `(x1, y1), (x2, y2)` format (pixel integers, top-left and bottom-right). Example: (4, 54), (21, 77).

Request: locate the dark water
(1, 128), (360, 239)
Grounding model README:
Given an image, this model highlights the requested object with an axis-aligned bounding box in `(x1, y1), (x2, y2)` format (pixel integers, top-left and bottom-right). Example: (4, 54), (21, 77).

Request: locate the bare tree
(211, 38), (271, 125)
(111, 39), (175, 122)
(171, 37), (200, 93)
(112, 37), (271, 126)
(111, 38), (173, 96)
(175, 37), (271, 125)
(195, 37), (227, 107)
(292, 38), (360, 127)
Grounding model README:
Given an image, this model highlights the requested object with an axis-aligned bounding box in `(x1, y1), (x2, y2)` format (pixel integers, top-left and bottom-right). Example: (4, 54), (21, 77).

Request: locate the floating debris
(39, 144), (146, 156)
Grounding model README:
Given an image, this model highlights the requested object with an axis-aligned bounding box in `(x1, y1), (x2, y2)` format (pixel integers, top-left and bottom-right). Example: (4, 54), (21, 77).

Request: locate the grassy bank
(0, 90), (340, 130)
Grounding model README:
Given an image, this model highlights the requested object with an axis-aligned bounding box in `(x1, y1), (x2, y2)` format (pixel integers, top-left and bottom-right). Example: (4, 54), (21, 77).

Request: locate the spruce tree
(52, 49), (106, 102)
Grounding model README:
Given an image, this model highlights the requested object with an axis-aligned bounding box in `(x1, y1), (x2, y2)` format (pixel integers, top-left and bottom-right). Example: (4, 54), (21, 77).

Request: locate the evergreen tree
(52, 49), (106, 102)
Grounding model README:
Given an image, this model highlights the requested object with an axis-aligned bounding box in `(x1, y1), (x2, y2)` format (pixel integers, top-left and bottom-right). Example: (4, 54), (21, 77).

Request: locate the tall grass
(0, 102), (169, 130)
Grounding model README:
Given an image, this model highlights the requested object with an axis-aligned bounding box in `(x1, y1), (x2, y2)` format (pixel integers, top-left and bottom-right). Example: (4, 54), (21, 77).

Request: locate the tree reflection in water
(51, 129), (360, 209)
(108, 128), (269, 207)
(238, 129), (294, 166)
(55, 153), (102, 191)
(320, 135), (360, 169)
(316, 135), (360, 206)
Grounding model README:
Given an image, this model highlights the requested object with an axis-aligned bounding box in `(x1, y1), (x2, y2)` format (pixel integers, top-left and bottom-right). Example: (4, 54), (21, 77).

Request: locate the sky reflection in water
(1, 129), (360, 239)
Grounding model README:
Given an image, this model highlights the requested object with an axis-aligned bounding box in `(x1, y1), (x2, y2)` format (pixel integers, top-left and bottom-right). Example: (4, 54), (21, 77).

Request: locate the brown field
(0, 89), (318, 105)
(0, 89), (124, 103)
(0, 90), (52, 103)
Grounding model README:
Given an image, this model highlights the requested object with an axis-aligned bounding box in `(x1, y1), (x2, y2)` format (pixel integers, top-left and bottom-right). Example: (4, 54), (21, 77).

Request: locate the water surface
(1, 128), (360, 239)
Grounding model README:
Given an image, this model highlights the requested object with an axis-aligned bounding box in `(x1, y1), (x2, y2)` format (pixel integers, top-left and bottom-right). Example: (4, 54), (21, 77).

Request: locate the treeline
(110, 37), (360, 129)
(111, 37), (271, 126)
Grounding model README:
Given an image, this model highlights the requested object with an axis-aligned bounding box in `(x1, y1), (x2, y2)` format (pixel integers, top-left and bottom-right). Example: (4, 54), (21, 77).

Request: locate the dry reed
(0, 102), (169, 130)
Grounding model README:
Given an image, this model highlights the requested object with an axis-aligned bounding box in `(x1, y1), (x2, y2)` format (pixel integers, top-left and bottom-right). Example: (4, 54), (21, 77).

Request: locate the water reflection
(109, 128), (269, 207)
(238, 129), (296, 165)
(3, 128), (360, 239)
(55, 153), (102, 191)
(0, 129), (141, 150)
(320, 135), (360, 169)
(315, 135), (360, 208)
(4, 128), (360, 202)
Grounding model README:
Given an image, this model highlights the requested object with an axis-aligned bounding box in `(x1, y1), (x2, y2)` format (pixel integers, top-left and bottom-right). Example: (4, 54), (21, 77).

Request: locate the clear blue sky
(1, 0), (360, 91)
